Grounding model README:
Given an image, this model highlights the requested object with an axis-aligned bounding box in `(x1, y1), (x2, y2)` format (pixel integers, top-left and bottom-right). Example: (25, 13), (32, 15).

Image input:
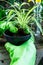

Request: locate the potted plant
(0, 3), (43, 45)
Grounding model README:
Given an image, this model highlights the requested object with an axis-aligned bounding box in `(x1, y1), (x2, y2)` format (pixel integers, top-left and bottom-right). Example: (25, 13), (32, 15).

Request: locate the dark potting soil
(5, 30), (14, 36)
(5, 29), (29, 37)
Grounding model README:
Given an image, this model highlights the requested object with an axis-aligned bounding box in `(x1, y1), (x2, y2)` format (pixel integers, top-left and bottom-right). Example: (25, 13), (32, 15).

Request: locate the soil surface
(5, 29), (29, 36)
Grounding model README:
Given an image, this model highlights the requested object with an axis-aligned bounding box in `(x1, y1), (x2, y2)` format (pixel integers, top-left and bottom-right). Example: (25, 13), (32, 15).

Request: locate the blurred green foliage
(0, 9), (6, 20)
(41, 0), (43, 17)
(41, 0), (43, 6)
(7, 0), (22, 4)
(0, 0), (22, 9)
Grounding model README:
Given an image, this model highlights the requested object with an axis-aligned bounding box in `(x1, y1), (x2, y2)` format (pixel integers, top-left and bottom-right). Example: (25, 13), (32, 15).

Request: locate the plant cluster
(5, 2), (43, 35)
(0, 2), (43, 36)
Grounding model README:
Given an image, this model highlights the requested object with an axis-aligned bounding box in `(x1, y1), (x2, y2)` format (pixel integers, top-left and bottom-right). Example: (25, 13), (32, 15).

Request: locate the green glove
(8, 22), (18, 33)
(5, 35), (36, 65)
(0, 21), (18, 36)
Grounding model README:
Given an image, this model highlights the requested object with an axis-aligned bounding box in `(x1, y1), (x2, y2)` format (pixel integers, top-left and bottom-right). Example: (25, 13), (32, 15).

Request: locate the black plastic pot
(4, 30), (31, 45)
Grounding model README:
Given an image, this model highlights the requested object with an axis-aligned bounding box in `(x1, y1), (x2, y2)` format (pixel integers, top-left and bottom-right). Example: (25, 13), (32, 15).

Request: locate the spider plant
(0, 2), (43, 36)
(6, 2), (43, 35)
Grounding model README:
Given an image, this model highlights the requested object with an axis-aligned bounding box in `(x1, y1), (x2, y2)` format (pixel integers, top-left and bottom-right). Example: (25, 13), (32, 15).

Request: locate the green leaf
(24, 6), (37, 22)
(7, 10), (14, 19)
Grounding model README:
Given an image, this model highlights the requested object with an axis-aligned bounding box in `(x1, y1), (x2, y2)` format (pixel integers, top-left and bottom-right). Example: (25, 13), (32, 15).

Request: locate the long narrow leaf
(20, 2), (30, 9)
(24, 6), (37, 22)
(7, 14), (15, 22)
